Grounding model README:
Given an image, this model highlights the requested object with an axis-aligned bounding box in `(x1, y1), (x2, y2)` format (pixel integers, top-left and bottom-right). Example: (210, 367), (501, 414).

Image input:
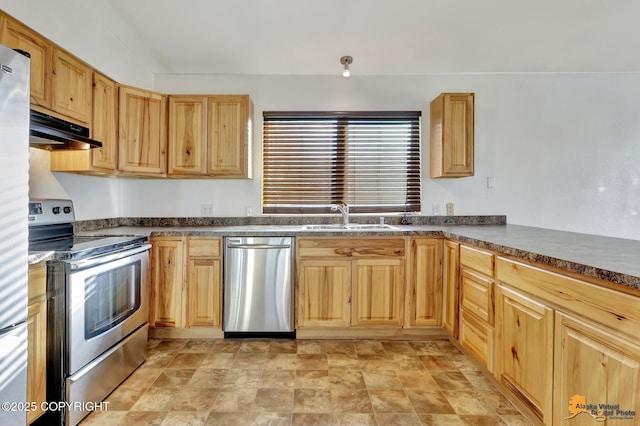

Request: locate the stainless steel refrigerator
(0, 43), (30, 425)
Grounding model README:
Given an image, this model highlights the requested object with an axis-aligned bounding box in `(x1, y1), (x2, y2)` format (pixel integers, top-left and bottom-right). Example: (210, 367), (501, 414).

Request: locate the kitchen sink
(302, 224), (398, 231)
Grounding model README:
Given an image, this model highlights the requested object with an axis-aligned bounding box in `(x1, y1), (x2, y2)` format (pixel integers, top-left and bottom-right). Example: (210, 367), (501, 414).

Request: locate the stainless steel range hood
(30, 110), (102, 150)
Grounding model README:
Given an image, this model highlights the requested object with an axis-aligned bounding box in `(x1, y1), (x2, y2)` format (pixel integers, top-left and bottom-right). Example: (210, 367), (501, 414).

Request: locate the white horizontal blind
(263, 111), (421, 214)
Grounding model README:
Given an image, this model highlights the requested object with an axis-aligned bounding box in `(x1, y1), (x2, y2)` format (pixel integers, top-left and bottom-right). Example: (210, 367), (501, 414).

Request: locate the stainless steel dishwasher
(223, 236), (295, 338)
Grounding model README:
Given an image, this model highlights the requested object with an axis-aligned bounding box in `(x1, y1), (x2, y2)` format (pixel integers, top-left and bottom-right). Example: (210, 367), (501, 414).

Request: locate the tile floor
(80, 338), (532, 425)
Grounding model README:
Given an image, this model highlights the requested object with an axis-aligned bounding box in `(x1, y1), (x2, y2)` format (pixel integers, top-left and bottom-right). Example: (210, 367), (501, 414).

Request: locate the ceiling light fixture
(340, 55), (353, 77)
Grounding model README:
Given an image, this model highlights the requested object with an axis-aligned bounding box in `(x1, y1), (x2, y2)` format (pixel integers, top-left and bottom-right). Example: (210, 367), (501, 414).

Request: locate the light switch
(487, 176), (496, 189)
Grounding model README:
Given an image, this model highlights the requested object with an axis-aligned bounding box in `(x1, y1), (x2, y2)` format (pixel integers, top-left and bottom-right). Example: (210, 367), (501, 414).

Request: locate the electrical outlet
(201, 204), (214, 217)
(246, 206), (253, 217)
(446, 203), (454, 216)
(487, 176), (496, 189)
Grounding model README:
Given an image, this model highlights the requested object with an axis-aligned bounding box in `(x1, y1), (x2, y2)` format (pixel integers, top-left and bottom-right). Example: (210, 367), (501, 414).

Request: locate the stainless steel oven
(28, 199), (150, 426)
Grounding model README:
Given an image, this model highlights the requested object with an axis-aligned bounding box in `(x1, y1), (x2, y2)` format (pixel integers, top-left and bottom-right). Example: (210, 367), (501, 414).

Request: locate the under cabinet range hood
(29, 110), (102, 150)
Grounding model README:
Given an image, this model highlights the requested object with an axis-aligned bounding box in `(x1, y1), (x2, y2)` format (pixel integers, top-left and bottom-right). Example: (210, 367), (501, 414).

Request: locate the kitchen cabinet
(51, 47), (92, 124)
(27, 263), (47, 424)
(119, 85), (167, 175)
(149, 236), (223, 337)
(0, 12), (52, 109)
(442, 240), (459, 337)
(50, 72), (118, 173)
(297, 259), (351, 327)
(458, 244), (495, 372)
(430, 92), (474, 178)
(554, 312), (640, 425)
(405, 238), (443, 327)
(296, 238), (406, 332)
(495, 285), (553, 424)
(168, 94), (253, 178)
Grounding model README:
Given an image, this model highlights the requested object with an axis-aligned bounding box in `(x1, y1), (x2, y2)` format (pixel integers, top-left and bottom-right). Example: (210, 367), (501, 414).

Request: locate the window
(263, 111), (421, 214)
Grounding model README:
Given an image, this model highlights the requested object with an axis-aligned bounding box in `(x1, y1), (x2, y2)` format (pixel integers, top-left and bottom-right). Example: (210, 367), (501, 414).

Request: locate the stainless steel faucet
(331, 202), (350, 226)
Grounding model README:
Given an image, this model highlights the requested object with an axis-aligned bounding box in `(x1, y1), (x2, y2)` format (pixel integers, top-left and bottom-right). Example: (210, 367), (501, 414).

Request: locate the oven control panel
(28, 199), (75, 225)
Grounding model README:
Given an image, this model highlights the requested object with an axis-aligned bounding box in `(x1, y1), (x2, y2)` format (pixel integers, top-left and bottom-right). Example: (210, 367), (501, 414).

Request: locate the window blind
(263, 111), (421, 214)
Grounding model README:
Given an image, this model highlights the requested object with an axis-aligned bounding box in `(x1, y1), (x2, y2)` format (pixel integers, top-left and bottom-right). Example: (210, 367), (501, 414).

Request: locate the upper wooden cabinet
(430, 92), (474, 178)
(168, 94), (253, 178)
(119, 86), (167, 175)
(0, 12), (51, 109)
(50, 72), (118, 173)
(51, 47), (92, 124)
(0, 13), (92, 124)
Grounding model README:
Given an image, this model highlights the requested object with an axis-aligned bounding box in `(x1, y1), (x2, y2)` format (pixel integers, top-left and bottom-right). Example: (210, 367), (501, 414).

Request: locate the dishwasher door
(223, 237), (294, 336)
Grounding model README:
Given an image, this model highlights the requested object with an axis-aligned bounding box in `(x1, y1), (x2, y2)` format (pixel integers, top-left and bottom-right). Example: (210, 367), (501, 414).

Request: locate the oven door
(67, 244), (150, 375)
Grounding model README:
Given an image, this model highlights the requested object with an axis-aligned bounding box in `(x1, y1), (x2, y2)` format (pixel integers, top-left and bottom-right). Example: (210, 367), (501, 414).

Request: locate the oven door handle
(69, 243), (152, 270)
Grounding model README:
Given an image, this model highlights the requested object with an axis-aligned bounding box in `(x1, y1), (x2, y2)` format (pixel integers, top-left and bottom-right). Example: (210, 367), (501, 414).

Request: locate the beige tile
(152, 340), (188, 353)
(260, 369), (296, 388)
(167, 353), (206, 369)
(334, 413), (376, 425)
(328, 368), (367, 390)
(205, 411), (251, 425)
(293, 389), (332, 413)
(147, 339), (162, 350)
(210, 388), (257, 412)
(161, 411), (208, 426)
(404, 389), (456, 414)
(327, 353), (360, 368)
(296, 340), (327, 354)
(212, 340), (243, 353)
(435, 341), (462, 354)
(270, 340), (298, 354)
(121, 367), (164, 389)
(386, 354), (425, 370)
(104, 386), (147, 411)
(459, 414), (503, 425)
(362, 370), (403, 390)
(124, 410), (167, 425)
(253, 388), (295, 412)
(265, 353), (299, 370)
(223, 368), (263, 388)
(419, 355), (459, 371)
(443, 390), (495, 416)
(291, 413), (338, 425)
(478, 390), (521, 415)
(170, 388), (219, 411)
(396, 370), (439, 390)
(417, 413), (467, 425)
(294, 369), (331, 389)
(187, 368), (227, 389)
(331, 389), (373, 413)
(408, 341), (443, 355)
(239, 339), (271, 353)
(381, 341), (416, 354)
(182, 340), (218, 353)
(200, 352), (236, 369)
(80, 410), (128, 425)
(152, 369), (196, 388)
(430, 372), (474, 391)
(461, 370), (495, 391)
(143, 351), (177, 369)
(296, 354), (329, 370)
(131, 387), (178, 411)
(500, 414), (534, 425)
(358, 355), (397, 372)
(248, 412), (292, 426)
(325, 341), (356, 355)
(368, 390), (414, 413)
(354, 341), (386, 355)
(231, 352), (268, 369)
(375, 413), (422, 426)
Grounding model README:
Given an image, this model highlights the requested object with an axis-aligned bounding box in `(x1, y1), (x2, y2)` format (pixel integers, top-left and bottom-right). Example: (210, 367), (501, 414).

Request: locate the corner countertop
(76, 224), (640, 290)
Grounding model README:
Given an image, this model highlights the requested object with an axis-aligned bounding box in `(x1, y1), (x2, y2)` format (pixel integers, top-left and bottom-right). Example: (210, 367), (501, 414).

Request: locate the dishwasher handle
(227, 243), (291, 249)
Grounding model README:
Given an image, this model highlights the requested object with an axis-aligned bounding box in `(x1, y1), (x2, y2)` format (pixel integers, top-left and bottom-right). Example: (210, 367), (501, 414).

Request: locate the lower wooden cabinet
(459, 308), (494, 372)
(297, 259), (351, 327)
(27, 263), (47, 424)
(554, 312), (640, 425)
(442, 240), (459, 337)
(495, 285), (554, 424)
(352, 258), (404, 326)
(405, 238), (442, 327)
(149, 236), (222, 336)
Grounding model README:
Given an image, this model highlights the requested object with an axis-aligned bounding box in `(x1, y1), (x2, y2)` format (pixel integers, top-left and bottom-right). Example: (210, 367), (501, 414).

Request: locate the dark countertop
(76, 224), (640, 290)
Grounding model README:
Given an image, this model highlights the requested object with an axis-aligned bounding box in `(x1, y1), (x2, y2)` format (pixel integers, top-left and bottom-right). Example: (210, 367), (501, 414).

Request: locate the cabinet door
(207, 95), (252, 177)
(352, 258), (404, 327)
(460, 269), (494, 324)
(91, 72), (118, 170)
(168, 96), (207, 175)
(119, 86), (167, 174)
(459, 308), (494, 372)
(406, 238), (442, 327)
(187, 258), (221, 328)
(496, 285), (553, 424)
(150, 238), (184, 328)
(26, 299), (46, 424)
(51, 48), (92, 124)
(443, 240), (459, 338)
(0, 13), (52, 108)
(430, 92), (474, 178)
(554, 312), (640, 425)
(297, 259), (351, 327)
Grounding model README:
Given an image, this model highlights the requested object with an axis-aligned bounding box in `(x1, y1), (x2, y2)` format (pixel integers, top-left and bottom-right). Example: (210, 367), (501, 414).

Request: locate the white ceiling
(96, 0), (640, 76)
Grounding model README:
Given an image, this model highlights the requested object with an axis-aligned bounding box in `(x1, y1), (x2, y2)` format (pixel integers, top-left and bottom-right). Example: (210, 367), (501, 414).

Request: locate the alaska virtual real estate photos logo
(566, 395), (636, 422)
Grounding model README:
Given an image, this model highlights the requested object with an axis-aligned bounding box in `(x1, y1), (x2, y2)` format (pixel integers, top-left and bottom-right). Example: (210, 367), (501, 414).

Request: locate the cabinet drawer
(188, 237), (221, 257)
(297, 238), (405, 258)
(460, 269), (494, 324)
(460, 245), (494, 276)
(460, 308), (494, 372)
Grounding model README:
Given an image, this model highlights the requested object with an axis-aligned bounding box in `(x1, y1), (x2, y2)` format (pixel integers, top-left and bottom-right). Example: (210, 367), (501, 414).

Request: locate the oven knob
(52, 206), (60, 214)
(63, 206), (72, 214)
